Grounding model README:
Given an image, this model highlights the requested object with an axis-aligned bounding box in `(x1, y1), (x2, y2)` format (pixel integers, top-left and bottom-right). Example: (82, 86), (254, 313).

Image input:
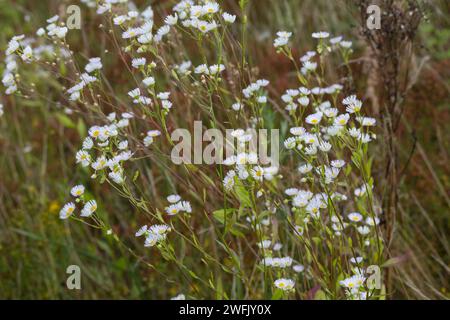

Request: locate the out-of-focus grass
(0, 0), (448, 299)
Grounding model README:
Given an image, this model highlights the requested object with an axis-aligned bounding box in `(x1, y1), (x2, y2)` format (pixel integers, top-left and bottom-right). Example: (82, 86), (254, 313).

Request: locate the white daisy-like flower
(135, 225), (148, 237)
(196, 20), (217, 33)
(365, 216), (380, 226)
(297, 96), (310, 107)
(157, 92), (170, 100)
(6, 39), (20, 56)
(165, 204), (181, 215)
(143, 76), (155, 87)
(318, 141), (332, 152)
(324, 108), (338, 118)
(223, 171), (235, 191)
(222, 12), (236, 23)
(171, 294), (186, 300)
(305, 111), (323, 125)
(284, 137), (297, 149)
(180, 201), (192, 213)
(293, 264), (305, 273)
(54, 26), (68, 39)
(85, 57), (102, 73)
(257, 240), (272, 249)
(113, 15), (129, 25)
(109, 171), (124, 184)
(91, 156), (108, 171)
(203, 2), (219, 14)
(80, 200), (97, 217)
(128, 88), (141, 99)
(298, 163), (313, 174)
(118, 140), (128, 150)
(290, 127), (306, 136)
(70, 185), (85, 197)
(274, 278), (295, 291)
(46, 15), (59, 23)
(274, 31), (292, 47)
(340, 41), (353, 48)
(331, 160), (346, 168)
(330, 36), (343, 44)
(161, 100), (172, 110)
(356, 116), (376, 126)
(358, 133), (372, 143)
(59, 202), (76, 219)
(312, 31), (329, 39)
(251, 166), (264, 181)
(231, 102), (242, 111)
(144, 233), (159, 247)
(167, 194), (181, 203)
(302, 133), (318, 145)
(75, 150), (91, 167)
(348, 127), (361, 138)
(350, 256), (364, 264)
(285, 188), (299, 196)
(334, 113), (350, 126)
(147, 130), (161, 138)
(344, 97), (362, 113)
(138, 33), (153, 44)
(132, 57), (146, 68)
(155, 25), (170, 41)
(143, 136), (154, 147)
(20, 46), (33, 63)
(209, 64), (225, 75)
(348, 212), (363, 222)
(357, 226), (370, 235)
(164, 13), (178, 25)
(122, 27), (140, 39)
(195, 63), (209, 74)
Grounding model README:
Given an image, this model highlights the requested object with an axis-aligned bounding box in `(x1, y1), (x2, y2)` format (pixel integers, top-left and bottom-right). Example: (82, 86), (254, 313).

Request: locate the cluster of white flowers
(194, 63), (225, 76)
(165, 194), (192, 216)
(339, 268), (368, 300)
(274, 278), (295, 292)
(60, 184), (98, 219)
(2, 14), (74, 96)
(272, 30), (382, 296)
(2, 0), (385, 299)
(174, 60), (193, 76)
(273, 31), (292, 48)
(75, 112), (135, 185)
(66, 57), (102, 101)
(222, 137), (278, 191)
(136, 224), (171, 247)
(42, 15), (68, 39)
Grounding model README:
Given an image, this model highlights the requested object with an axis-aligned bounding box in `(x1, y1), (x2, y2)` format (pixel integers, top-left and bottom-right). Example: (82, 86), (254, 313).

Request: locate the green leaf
(234, 182), (252, 208)
(271, 289), (283, 300)
(212, 208), (234, 224)
(56, 113), (76, 129)
(77, 118), (86, 137)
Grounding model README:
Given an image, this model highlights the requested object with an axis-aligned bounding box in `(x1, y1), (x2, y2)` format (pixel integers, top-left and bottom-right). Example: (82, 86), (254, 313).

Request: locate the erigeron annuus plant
(2, 0), (385, 299)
